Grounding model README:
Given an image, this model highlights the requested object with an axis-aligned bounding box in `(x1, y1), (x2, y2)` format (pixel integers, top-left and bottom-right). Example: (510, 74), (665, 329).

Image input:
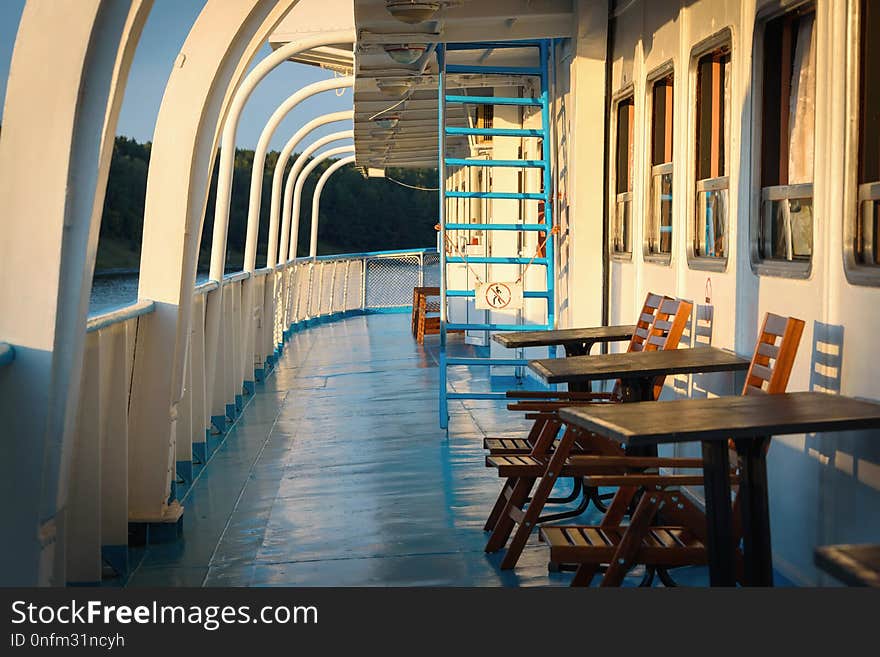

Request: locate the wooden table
(815, 544), (880, 587)
(493, 325), (636, 357)
(529, 347), (750, 402)
(559, 392), (880, 586)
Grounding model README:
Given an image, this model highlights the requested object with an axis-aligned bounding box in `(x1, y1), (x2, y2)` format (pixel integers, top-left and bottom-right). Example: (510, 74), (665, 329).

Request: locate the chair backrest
(644, 297), (693, 399)
(742, 313), (805, 396)
(628, 292), (665, 353)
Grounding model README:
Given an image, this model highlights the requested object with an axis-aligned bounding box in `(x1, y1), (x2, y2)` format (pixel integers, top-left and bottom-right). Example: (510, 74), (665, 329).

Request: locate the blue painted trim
(128, 516), (184, 546)
(101, 545), (129, 578)
(364, 307), (412, 315)
(68, 580), (101, 587)
(243, 380), (255, 395)
(225, 404), (237, 421)
(445, 64), (543, 76)
(210, 415), (226, 434)
(447, 256), (548, 265)
(446, 191), (547, 200)
(445, 40), (544, 51)
(314, 247), (437, 261)
(176, 460), (193, 483)
(444, 223), (550, 232)
(193, 441), (207, 464)
(444, 95), (543, 106)
(445, 126), (543, 138)
(234, 394), (243, 412)
(0, 342), (15, 368)
(446, 290), (552, 299)
(446, 323), (551, 332)
(444, 158), (546, 168)
(254, 368), (265, 383)
(447, 392), (509, 400)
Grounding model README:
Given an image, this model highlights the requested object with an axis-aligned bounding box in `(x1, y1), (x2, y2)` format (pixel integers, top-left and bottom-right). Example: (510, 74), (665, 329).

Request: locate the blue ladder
(437, 39), (556, 429)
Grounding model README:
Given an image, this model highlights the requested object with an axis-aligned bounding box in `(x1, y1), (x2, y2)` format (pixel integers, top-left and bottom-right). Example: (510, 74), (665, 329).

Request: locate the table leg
(734, 437), (774, 587)
(565, 340), (594, 393)
(701, 441), (736, 586)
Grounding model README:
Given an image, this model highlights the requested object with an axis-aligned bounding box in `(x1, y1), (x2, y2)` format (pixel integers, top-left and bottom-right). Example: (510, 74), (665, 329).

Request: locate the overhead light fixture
(385, 1), (442, 24)
(383, 43), (427, 65)
(371, 115), (401, 130)
(376, 78), (413, 97)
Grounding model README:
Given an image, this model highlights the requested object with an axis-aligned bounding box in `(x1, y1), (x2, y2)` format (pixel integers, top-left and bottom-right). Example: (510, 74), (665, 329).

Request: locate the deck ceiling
(352, 0), (575, 169)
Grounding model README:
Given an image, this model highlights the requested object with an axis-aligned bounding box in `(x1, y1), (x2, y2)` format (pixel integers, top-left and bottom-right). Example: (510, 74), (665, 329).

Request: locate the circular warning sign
(484, 282), (513, 309)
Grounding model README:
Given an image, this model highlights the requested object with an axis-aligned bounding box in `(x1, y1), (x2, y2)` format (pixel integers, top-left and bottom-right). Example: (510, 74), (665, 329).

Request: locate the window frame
(844, 0), (880, 285)
(609, 86), (636, 262)
(749, 1), (817, 279)
(643, 61), (676, 266)
(686, 29), (733, 273)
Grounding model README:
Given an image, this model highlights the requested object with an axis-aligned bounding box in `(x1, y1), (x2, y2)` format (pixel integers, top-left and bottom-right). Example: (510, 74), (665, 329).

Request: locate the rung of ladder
(446, 256), (548, 265)
(445, 41), (544, 51)
(446, 290), (552, 299)
(446, 64), (544, 76)
(446, 323), (551, 332)
(446, 392), (509, 400)
(445, 127), (543, 138)
(446, 191), (546, 201)
(445, 95), (543, 107)
(445, 158), (546, 168)
(446, 358), (530, 367)
(444, 223), (550, 232)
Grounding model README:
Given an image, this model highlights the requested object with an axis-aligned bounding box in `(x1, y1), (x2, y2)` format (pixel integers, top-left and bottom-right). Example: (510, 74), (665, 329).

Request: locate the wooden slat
(756, 342), (780, 359)
(645, 292), (664, 308)
(652, 529), (678, 548)
(659, 298), (680, 314)
(652, 319), (673, 331)
(763, 312), (790, 336)
(751, 363), (774, 382)
(584, 527), (610, 546)
(565, 527), (590, 547)
(647, 334), (667, 347)
(639, 312), (655, 324)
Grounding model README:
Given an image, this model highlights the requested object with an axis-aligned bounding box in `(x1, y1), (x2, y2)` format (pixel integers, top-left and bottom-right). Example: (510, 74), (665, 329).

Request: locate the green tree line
(98, 135), (439, 271)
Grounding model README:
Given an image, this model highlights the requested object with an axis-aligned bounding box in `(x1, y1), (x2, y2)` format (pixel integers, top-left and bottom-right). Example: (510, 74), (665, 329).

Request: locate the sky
(0, 0), (353, 152)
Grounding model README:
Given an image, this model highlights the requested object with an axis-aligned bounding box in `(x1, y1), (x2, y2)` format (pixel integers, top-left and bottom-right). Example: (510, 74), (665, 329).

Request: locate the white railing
(67, 248), (437, 581)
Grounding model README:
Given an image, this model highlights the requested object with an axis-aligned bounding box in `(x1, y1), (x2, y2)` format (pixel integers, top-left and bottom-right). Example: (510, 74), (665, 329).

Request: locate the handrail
(222, 270), (251, 285)
(194, 280), (220, 295)
(0, 342), (14, 368)
(86, 299), (155, 333)
(314, 247), (437, 261)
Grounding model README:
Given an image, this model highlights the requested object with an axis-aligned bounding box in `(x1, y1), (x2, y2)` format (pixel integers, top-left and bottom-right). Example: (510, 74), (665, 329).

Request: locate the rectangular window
(855, 0), (880, 268)
(475, 104), (493, 145)
(753, 6), (816, 274)
(691, 45), (731, 266)
(611, 95), (635, 258)
(645, 73), (674, 262)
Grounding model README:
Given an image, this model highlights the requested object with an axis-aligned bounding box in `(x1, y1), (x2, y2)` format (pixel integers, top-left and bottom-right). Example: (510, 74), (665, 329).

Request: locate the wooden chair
(483, 292), (667, 457)
(411, 286), (441, 344)
(484, 297), (695, 570)
(539, 312), (806, 586)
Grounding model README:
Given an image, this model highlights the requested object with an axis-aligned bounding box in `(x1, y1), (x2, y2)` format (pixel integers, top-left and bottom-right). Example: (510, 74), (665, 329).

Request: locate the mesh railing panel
(333, 261), (347, 313)
(300, 264), (314, 319)
(320, 263), (334, 316)
(423, 252), (441, 288)
(346, 260), (363, 311)
(309, 263), (322, 317)
(365, 255), (421, 308)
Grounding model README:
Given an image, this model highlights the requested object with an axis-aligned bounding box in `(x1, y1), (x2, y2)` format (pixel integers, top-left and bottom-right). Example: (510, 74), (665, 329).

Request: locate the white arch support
(266, 111), (352, 267)
(280, 131), (354, 262)
(242, 76), (352, 272)
(287, 146), (355, 261)
(310, 156), (356, 258)
(208, 29), (355, 281)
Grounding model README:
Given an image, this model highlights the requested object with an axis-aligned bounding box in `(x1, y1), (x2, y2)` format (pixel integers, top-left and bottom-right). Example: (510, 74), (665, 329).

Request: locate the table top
(529, 346), (750, 384)
(559, 391), (880, 446)
(814, 544), (880, 587)
(493, 325), (636, 349)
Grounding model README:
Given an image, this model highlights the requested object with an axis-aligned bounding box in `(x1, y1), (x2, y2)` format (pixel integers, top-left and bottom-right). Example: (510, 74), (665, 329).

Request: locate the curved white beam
(243, 75), (353, 272)
(310, 155), (356, 258)
(280, 130), (353, 262)
(266, 110), (352, 267)
(287, 146), (355, 261)
(208, 28), (356, 281)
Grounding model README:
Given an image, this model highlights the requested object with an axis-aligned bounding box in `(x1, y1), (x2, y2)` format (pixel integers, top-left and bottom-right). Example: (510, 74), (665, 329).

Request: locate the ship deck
(121, 313), (724, 587)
